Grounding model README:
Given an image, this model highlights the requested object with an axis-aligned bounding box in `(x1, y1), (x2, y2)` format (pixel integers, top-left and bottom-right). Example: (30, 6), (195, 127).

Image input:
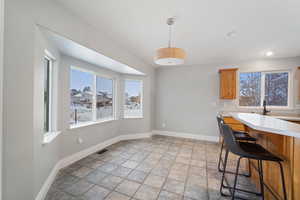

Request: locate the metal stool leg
(220, 150), (231, 197)
(218, 138), (224, 172)
(258, 160), (265, 200)
(231, 157), (242, 200)
(247, 158), (252, 177)
(278, 161), (287, 200)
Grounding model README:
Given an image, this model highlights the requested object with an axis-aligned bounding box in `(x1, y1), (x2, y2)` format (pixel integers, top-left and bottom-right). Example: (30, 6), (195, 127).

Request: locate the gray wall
(155, 57), (300, 137)
(155, 65), (220, 136)
(3, 0), (154, 200)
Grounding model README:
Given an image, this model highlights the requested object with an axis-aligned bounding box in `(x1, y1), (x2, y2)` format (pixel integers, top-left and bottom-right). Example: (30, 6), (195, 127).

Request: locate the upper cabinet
(219, 68), (238, 99)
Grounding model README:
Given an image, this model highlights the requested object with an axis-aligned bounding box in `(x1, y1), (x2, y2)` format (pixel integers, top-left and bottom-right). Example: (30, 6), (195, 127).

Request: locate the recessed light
(265, 51), (274, 57)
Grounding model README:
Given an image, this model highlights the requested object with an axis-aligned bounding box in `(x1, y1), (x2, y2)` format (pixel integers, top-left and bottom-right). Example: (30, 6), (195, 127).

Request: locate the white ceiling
(41, 27), (145, 75)
(55, 0), (300, 67)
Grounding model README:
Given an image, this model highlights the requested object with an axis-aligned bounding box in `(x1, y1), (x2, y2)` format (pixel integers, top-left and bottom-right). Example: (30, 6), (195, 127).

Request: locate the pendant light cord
(168, 24), (172, 48)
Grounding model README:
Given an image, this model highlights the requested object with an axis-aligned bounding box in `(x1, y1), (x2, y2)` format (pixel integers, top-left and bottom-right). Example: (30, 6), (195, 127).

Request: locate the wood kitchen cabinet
(219, 68), (238, 99)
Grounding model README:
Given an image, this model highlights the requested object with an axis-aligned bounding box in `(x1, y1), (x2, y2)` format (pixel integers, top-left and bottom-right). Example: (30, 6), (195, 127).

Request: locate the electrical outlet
(162, 122), (166, 128)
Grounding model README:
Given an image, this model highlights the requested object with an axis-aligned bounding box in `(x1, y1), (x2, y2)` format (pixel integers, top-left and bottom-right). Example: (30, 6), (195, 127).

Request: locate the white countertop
(230, 112), (300, 138)
(221, 111), (300, 121)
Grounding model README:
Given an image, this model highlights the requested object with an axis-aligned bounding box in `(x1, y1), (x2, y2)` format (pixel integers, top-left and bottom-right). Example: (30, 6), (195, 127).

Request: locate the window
(70, 68), (93, 125)
(44, 57), (52, 133)
(70, 67), (115, 127)
(239, 71), (290, 107)
(239, 72), (261, 106)
(96, 76), (114, 120)
(124, 79), (143, 118)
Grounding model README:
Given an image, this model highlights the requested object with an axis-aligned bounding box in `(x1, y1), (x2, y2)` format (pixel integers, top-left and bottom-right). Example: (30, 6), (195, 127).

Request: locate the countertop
(221, 111), (300, 121)
(230, 112), (300, 138)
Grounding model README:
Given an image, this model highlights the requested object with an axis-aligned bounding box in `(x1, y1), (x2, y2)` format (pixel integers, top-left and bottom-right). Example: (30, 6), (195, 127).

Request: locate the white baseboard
(35, 162), (61, 200)
(35, 132), (151, 200)
(59, 136), (121, 170)
(119, 132), (152, 141)
(152, 130), (219, 142)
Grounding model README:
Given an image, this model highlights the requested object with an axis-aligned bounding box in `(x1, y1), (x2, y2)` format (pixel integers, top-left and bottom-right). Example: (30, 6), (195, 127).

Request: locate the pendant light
(155, 17), (186, 66)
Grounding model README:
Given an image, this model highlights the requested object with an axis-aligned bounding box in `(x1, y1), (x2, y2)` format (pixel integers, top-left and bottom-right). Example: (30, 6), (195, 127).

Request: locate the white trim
(35, 132), (152, 200)
(69, 118), (116, 129)
(34, 162), (61, 200)
(42, 131), (61, 145)
(0, 0), (4, 198)
(152, 130), (219, 142)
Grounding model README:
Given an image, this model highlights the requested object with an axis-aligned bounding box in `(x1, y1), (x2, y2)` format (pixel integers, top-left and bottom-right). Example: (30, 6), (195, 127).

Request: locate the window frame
(237, 69), (292, 109)
(70, 66), (117, 129)
(95, 75), (116, 122)
(44, 55), (53, 133)
(123, 79), (144, 119)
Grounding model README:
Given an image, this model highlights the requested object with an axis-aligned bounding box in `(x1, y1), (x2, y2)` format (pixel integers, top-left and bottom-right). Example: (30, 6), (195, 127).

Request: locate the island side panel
(294, 138), (300, 200)
(246, 127), (294, 200)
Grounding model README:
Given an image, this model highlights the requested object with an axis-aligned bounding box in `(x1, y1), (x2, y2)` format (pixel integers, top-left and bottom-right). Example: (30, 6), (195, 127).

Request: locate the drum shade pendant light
(155, 17), (186, 66)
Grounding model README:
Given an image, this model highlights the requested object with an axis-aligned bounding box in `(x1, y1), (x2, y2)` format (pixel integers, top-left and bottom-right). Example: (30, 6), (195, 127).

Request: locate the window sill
(237, 106), (294, 111)
(43, 131), (61, 145)
(70, 118), (115, 129)
(123, 116), (144, 119)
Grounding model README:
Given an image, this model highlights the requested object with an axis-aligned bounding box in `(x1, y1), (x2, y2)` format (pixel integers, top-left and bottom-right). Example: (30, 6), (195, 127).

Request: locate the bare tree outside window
(265, 72), (288, 106)
(239, 71), (289, 107)
(239, 72), (261, 106)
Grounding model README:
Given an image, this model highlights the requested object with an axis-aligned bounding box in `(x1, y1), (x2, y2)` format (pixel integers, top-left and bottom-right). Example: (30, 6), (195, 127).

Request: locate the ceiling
(55, 0), (300, 67)
(41, 26), (145, 75)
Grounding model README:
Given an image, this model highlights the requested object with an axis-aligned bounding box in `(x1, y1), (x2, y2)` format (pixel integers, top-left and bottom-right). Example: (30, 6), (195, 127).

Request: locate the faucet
(263, 99), (270, 115)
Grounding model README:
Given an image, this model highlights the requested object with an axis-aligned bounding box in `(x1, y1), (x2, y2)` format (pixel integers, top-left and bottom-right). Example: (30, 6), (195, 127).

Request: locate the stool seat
(233, 131), (257, 142)
(238, 142), (282, 162)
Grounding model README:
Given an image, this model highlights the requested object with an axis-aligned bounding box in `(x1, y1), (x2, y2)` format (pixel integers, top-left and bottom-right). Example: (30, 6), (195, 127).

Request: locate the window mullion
(93, 75), (97, 122)
(261, 72), (265, 107)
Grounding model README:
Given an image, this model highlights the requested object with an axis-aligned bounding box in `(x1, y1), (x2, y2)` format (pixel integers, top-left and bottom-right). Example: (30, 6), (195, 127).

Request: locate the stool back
(216, 115), (225, 136)
(221, 123), (243, 155)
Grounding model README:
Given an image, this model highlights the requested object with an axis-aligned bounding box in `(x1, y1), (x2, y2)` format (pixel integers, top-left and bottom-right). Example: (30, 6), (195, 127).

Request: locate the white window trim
(123, 79), (144, 119)
(44, 56), (53, 133)
(237, 69), (293, 109)
(43, 131), (61, 145)
(43, 51), (61, 145)
(70, 66), (117, 128)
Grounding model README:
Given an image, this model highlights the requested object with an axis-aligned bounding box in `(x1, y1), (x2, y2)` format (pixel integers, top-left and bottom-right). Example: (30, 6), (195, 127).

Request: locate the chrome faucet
(263, 99), (270, 115)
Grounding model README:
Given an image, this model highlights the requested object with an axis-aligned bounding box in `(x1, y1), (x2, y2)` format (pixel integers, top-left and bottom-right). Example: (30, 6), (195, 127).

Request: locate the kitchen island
(227, 113), (300, 200)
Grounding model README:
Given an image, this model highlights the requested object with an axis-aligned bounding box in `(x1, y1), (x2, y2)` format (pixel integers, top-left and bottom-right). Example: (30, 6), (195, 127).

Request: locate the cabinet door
(219, 69), (237, 99)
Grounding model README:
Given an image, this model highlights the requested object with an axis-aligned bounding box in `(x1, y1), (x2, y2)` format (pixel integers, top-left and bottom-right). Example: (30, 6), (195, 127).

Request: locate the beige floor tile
(98, 175), (123, 190)
(115, 180), (141, 196)
(163, 178), (185, 194)
(134, 185), (160, 200)
(144, 174), (166, 188)
(105, 191), (131, 200)
(158, 190), (182, 200)
(82, 185), (110, 200)
(121, 160), (139, 169)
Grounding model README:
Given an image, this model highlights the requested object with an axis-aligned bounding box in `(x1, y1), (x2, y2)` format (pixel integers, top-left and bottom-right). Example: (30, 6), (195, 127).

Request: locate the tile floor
(45, 135), (259, 200)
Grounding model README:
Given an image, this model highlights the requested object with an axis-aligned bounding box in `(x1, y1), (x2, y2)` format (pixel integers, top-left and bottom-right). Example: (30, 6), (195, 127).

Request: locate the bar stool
(216, 115), (256, 177)
(220, 124), (287, 200)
